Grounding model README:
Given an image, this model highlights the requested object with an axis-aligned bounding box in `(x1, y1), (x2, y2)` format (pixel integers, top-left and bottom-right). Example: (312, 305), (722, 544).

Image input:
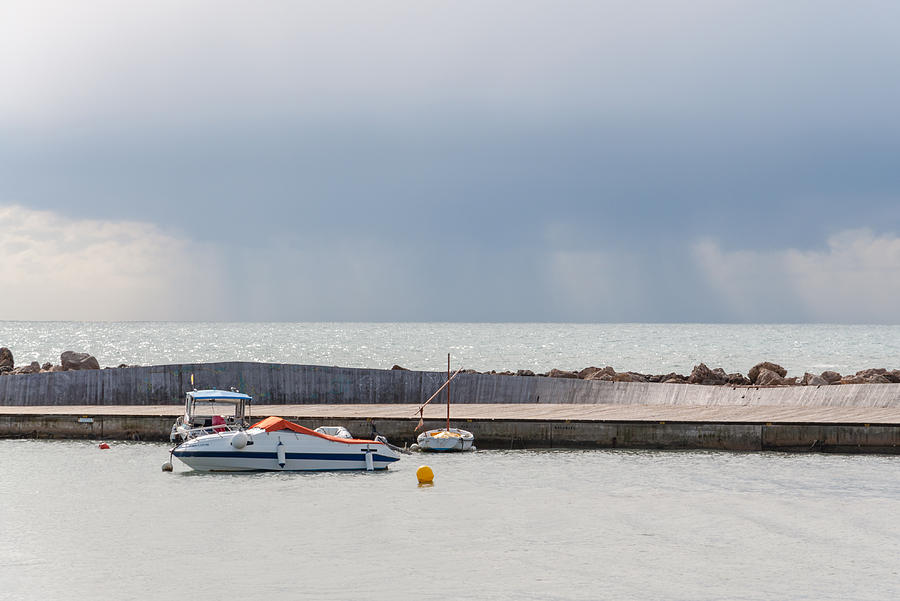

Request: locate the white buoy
(365, 449), (374, 471)
(276, 441), (286, 468)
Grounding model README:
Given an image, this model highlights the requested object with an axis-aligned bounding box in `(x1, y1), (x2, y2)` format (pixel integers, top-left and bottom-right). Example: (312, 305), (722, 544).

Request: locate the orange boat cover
(250, 416), (378, 444)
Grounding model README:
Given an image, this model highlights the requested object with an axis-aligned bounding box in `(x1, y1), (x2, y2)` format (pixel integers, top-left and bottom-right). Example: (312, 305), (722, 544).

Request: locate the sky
(2, 1), (900, 322)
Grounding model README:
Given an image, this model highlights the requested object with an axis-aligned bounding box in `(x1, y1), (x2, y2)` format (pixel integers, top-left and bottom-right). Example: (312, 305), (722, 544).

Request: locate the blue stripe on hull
(173, 450), (399, 463)
(206, 466), (392, 472)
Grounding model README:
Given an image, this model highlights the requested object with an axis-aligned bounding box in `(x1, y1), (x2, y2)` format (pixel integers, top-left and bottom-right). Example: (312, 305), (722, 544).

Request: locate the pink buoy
(98, 443), (110, 450)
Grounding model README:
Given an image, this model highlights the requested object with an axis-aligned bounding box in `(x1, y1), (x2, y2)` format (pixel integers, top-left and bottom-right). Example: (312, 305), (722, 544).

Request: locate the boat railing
(177, 423), (242, 438)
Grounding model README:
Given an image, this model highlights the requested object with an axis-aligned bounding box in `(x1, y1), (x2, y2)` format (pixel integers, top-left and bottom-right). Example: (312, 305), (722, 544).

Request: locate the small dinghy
(417, 427), (475, 452)
(414, 354), (475, 452)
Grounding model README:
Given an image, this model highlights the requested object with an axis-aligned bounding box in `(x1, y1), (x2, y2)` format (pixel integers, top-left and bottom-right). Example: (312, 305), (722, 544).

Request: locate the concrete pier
(2, 362), (899, 452)
(2, 403), (898, 453)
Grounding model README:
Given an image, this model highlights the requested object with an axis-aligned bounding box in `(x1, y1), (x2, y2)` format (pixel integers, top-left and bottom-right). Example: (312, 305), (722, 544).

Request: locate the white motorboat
(168, 387), (401, 471)
(417, 427), (475, 452)
(172, 416), (402, 472)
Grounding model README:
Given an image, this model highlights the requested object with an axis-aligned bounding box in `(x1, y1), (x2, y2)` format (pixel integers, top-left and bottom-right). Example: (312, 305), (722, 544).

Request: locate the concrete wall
(3, 413), (897, 453)
(1, 361), (900, 408)
(0, 414), (173, 441)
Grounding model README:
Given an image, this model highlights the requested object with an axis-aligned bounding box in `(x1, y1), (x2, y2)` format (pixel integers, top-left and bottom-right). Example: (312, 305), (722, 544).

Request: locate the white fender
(231, 431), (248, 449)
(276, 440), (286, 468)
(365, 447), (374, 471)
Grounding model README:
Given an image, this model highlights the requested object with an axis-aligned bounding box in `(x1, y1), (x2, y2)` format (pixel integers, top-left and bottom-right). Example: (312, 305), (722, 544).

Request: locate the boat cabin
(171, 389), (252, 442)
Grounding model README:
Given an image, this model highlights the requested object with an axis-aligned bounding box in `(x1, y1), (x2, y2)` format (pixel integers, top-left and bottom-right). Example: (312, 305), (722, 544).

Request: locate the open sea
(2, 323), (899, 600)
(2, 321), (900, 376)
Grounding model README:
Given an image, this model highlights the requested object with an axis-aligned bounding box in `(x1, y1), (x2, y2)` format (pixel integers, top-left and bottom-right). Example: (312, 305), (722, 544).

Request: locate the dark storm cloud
(2, 1), (900, 320)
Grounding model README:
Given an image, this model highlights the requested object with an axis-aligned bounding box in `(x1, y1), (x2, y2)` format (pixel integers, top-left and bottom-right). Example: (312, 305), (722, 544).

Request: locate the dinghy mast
(447, 353), (451, 432)
(414, 358), (463, 430)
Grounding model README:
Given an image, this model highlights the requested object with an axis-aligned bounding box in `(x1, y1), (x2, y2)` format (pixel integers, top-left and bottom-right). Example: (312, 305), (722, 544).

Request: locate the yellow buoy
(416, 465), (434, 484)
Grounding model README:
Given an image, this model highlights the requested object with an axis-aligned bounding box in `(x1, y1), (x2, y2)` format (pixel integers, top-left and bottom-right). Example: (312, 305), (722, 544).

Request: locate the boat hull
(173, 429), (401, 472)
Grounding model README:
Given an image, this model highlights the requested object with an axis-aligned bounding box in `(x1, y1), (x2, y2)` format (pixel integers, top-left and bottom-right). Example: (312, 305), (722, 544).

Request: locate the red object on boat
(98, 443), (110, 449)
(212, 415), (226, 433)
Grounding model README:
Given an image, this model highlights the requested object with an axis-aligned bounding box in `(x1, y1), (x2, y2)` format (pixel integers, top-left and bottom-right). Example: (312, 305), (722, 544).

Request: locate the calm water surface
(0, 441), (897, 601)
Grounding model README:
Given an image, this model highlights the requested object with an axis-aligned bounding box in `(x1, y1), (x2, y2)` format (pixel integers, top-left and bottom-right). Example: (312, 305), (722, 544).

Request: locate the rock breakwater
(2, 343), (898, 388)
(399, 360), (900, 387)
(0, 347), (121, 376)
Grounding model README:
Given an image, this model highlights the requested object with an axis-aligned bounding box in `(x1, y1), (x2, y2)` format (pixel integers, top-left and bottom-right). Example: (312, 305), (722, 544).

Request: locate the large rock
(655, 372), (686, 383)
(687, 363), (711, 384)
(820, 371), (842, 384)
(548, 368), (578, 379)
(0, 347), (12, 369)
(577, 366), (602, 379)
(11, 362), (40, 375)
(748, 362), (787, 384)
(584, 366), (616, 381)
(865, 374), (892, 384)
(800, 372), (828, 386)
(515, 369), (535, 377)
(854, 369), (893, 383)
(756, 368), (786, 386)
(855, 368), (886, 378)
(805, 374), (828, 386)
(726, 373), (751, 385)
(688, 363), (726, 385)
(60, 351), (100, 371)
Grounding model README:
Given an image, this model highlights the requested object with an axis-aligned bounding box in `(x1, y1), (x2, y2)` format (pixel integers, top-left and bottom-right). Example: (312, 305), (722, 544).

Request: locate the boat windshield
(187, 400), (244, 419)
(184, 391), (251, 427)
